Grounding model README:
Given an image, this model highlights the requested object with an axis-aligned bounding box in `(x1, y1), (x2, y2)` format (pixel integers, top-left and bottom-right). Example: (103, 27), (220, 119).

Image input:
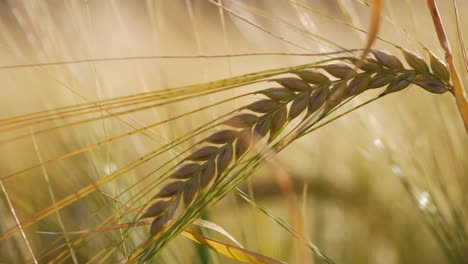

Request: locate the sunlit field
(0, 1), (467, 263)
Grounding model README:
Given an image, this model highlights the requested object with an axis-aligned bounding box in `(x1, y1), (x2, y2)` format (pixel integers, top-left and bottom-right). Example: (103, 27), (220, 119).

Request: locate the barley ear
(141, 50), (453, 237)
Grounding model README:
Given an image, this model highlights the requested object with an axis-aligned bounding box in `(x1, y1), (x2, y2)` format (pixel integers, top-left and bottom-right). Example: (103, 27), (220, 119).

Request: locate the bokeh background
(0, 0), (467, 263)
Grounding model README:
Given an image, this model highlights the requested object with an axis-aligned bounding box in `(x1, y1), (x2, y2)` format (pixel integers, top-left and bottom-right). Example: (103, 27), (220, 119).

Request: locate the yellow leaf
(182, 230), (286, 264)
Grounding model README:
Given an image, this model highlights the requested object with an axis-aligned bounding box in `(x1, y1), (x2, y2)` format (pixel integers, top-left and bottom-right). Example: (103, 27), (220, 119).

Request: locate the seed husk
(368, 72), (395, 88)
(223, 113), (258, 128)
(270, 106), (288, 140)
(401, 49), (429, 72)
(417, 80), (449, 94)
(186, 147), (219, 161)
(322, 63), (357, 79)
(171, 163), (202, 179)
(413, 75), (449, 94)
(372, 50), (404, 69)
(289, 92), (310, 120)
(235, 129), (252, 158)
(140, 200), (170, 219)
(150, 215), (168, 236)
(308, 86), (329, 114)
(216, 144), (234, 176)
(294, 69), (330, 85)
(166, 197), (180, 219)
(324, 80), (347, 112)
(155, 181), (183, 198)
(355, 57), (382, 71)
(274, 77), (311, 91)
(254, 115), (272, 137)
(206, 130), (238, 144)
(429, 52), (450, 82)
(383, 73), (414, 95)
(245, 99), (280, 113)
(258, 88), (295, 102)
(199, 159), (216, 188)
(183, 179), (198, 206)
(345, 74), (371, 97)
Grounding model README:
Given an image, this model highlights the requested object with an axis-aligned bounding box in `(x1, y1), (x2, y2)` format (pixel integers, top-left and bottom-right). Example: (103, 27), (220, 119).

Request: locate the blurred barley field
(0, 0), (467, 263)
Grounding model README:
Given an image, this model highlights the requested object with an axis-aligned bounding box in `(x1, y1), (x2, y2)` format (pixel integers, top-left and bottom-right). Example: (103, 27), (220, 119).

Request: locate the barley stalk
(138, 48), (452, 240)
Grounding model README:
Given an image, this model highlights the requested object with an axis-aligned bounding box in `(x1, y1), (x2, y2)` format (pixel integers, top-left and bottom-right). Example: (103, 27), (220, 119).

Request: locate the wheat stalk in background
(0, 1), (467, 263)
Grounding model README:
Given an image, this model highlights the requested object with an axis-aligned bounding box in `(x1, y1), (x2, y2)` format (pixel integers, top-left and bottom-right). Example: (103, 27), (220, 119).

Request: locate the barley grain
(142, 49), (452, 236)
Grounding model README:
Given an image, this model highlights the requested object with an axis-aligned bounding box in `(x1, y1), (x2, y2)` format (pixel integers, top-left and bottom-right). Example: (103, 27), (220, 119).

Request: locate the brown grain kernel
(183, 179), (198, 206)
(429, 52), (450, 82)
(369, 73), (395, 88)
(245, 99), (280, 113)
(308, 86), (329, 114)
(216, 144), (234, 176)
(140, 200), (170, 219)
(274, 77), (311, 91)
(345, 74), (371, 97)
(322, 63), (357, 79)
(171, 163), (202, 179)
(289, 92), (310, 120)
(206, 130), (238, 144)
(150, 215), (168, 236)
(372, 50), (404, 69)
(258, 88), (295, 102)
(294, 69), (330, 85)
(199, 160), (216, 188)
(402, 49), (429, 72)
(270, 106), (288, 140)
(254, 115), (272, 137)
(154, 181), (184, 198)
